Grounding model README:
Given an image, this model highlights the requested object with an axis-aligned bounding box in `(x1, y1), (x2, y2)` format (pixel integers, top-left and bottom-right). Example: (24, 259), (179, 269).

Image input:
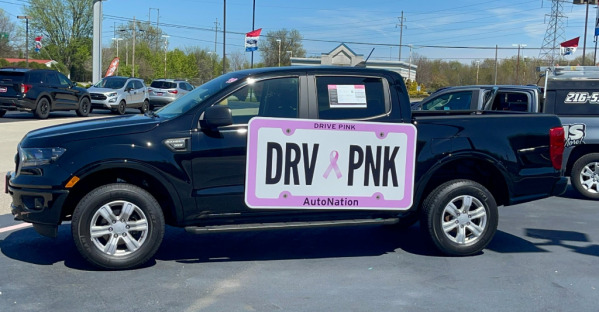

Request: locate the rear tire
(571, 153), (599, 200)
(0, 109), (6, 118)
(139, 99), (149, 114)
(421, 179), (498, 256)
(76, 97), (91, 117)
(71, 183), (165, 270)
(33, 97), (50, 119)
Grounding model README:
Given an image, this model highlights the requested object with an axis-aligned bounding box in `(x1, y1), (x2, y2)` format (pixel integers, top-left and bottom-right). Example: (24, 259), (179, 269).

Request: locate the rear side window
(27, 71), (45, 84)
(151, 81), (176, 89)
(46, 72), (60, 85)
(491, 92), (530, 111)
(0, 71), (25, 83)
(134, 80), (144, 89)
(316, 76), (387, 120)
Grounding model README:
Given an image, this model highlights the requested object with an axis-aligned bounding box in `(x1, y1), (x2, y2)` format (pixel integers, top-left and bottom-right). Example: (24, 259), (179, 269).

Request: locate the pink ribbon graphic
(323, 150), (342, 179)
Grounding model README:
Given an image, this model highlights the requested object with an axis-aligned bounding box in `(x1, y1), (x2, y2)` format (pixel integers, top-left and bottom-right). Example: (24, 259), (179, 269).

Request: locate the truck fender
(68, 160), (186, 225)
(414, 151), (511, 209)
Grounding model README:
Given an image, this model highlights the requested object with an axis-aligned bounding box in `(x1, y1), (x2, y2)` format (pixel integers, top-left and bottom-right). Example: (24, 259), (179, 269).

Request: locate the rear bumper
(149, 96), (175, 107)
(0, 98), (35, 111)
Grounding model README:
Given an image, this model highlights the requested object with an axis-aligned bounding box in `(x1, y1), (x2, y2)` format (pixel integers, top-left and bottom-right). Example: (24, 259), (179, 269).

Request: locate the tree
(0, 9), (16, 57)
(228, 51), (250, 71)
(259, 29), (306, 67)
(23, 0), (93, 78)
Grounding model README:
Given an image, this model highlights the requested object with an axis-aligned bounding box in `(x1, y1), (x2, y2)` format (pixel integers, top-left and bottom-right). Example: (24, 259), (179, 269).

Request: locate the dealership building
(290, 43), (417, 81)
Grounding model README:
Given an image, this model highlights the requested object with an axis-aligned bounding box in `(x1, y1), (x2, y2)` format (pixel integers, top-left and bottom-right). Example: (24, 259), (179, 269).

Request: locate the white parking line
(0, 223), (32, 234)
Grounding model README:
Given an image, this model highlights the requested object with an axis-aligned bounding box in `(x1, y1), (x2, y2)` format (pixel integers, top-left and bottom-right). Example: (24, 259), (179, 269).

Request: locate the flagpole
(583, 1), (590, 65)
(251, 0), (255, 68)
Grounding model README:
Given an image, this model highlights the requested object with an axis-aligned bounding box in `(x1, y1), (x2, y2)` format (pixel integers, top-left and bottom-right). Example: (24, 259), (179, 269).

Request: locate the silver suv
(89, 76), (150, 114)
(148, 79), (194, 110)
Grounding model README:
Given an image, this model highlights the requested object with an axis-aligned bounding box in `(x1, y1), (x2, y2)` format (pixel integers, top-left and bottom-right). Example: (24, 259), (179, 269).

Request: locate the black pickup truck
(5, 66), (567, 269)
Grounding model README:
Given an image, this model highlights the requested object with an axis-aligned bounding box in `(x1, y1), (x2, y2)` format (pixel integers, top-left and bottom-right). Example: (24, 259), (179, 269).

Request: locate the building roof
(3, 58), (57, 66)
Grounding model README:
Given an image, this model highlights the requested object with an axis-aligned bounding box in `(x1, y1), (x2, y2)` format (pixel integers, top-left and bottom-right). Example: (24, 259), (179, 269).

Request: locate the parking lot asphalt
(0, 110), (598, 311)
(0, 111), (117, 216)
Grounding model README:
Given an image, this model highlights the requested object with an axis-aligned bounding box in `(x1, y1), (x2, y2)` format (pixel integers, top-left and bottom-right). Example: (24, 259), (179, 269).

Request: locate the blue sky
(3, 0), (598, 64)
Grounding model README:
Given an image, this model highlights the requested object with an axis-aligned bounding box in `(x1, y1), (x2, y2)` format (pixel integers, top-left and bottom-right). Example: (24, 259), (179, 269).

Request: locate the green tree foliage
(260, 29), (306, 67)
(0, 9), (16, 57)
(23, 0), (93, 80)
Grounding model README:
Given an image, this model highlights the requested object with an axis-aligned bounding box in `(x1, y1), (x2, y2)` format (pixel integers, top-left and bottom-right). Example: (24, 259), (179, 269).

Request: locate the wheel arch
(61, 161), (183, 226)
(564, 144), (599, 176)
(414, 153), (510, 209)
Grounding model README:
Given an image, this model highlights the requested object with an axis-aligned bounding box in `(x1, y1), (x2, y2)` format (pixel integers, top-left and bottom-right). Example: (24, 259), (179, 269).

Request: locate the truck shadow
(1, 224), (597, 270)
(557, 184), (595, 201)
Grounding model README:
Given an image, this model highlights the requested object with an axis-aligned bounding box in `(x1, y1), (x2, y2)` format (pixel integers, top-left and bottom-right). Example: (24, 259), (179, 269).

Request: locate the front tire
(421, 179), (498, 256)
(571, 153), (599, 200)
(33, 97), (50, 119)
(116, 100), (126, 115)
(0, 109), (6, 117)
(76, 97), (91, 117)
(71, 183), (165, 270)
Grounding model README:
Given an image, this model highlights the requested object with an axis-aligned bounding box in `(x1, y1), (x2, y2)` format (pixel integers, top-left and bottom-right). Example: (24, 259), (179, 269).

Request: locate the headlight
(19, 147), (66, 167)
(108, 92), (117, 97)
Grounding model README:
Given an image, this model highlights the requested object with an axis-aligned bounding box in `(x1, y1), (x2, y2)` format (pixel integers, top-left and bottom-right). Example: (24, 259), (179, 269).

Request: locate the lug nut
(126, 225), (130, 229)
(108, 227), (113, 232)
(113, 234), (118, 238)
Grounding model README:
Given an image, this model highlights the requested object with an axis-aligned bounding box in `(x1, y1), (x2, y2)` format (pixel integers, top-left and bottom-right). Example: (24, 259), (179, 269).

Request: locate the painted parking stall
(245, 117), (417, 210)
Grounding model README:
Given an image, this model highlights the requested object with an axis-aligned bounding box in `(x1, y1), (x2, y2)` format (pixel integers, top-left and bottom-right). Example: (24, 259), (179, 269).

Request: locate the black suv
(0, 68), (91, 119)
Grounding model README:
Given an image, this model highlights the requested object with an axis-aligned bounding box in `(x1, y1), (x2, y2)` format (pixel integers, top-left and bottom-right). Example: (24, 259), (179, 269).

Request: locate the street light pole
(276, 39), (281, 67)
(112, 37), (123, 75)
(162, 35), (169, 78)
(17, 16), (31, 68)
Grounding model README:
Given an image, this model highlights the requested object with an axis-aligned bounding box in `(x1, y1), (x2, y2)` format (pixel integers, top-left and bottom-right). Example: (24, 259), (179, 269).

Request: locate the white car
(89, 76), (150, 114)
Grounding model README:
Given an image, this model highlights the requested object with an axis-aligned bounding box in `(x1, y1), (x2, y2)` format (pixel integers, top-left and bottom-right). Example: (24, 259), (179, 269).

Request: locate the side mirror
(202, 105), (233, 129)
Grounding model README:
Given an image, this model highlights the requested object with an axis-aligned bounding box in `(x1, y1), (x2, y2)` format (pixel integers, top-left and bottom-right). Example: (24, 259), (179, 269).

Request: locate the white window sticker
(328, 85), (367, 108)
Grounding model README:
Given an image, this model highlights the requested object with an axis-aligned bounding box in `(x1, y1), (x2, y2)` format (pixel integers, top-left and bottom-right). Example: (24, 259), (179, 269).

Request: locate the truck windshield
(154, 72), (246, 118)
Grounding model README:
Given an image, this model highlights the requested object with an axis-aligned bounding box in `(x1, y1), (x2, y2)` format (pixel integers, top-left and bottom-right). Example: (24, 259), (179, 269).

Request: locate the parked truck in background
(414, 69), (599, 200)
(6, 66), (567, 269)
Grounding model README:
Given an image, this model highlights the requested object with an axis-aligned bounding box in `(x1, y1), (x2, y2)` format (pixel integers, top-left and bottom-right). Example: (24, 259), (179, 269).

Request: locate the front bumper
(91, 99), (119, 109)
(6, 171), (68, 230)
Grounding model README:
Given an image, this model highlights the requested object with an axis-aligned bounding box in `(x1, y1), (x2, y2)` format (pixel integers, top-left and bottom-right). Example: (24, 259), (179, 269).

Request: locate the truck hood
(21, 114), (161, 147)
(88, 87), (121, 94)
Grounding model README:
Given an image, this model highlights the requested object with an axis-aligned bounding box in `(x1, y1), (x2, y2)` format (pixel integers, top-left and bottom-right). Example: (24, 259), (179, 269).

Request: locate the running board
(184, 218), (399, 234)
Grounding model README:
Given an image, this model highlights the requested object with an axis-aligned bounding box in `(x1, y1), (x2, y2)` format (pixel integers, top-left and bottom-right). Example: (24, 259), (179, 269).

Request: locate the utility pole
(214, 19), (219, 56)
(512, 44), (527, 84)
(17, 16), (31, 68)
(476, 60), (480, 84)
(132, 16), (136, 77)
(396, 11), (406, 61)
(276, 39), (281, 67)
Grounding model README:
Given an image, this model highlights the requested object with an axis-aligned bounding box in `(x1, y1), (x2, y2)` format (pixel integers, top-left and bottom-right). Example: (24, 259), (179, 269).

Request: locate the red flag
(560, 37), (579, 56)
(104, 57), (120, 77)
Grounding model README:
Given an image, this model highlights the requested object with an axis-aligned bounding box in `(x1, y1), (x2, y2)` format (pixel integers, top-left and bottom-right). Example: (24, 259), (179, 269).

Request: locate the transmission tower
(538, 0), (568, 66)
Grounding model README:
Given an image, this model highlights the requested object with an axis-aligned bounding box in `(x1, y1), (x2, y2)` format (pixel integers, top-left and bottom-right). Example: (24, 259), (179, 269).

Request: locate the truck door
(190, 76), (305, 215)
